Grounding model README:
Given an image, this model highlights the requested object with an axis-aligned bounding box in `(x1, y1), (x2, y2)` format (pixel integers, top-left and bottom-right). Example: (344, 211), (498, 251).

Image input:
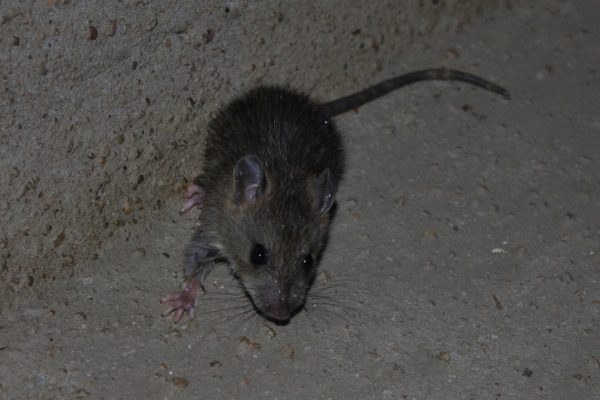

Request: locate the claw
(180, 184), (205, 214)
(160, 293), (179, 303)
(174, 308), (184, 323)
(161, 276), (202, 322)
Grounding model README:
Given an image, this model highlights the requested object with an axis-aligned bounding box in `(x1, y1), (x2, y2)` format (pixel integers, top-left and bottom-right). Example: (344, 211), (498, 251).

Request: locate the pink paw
(180, 184), (205, 214)
(161, 277), (202, 322)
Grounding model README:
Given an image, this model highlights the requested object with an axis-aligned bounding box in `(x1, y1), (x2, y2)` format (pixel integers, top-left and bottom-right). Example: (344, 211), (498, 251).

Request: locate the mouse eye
(302, 254), (314, 270)
(250, 244), (268, 265)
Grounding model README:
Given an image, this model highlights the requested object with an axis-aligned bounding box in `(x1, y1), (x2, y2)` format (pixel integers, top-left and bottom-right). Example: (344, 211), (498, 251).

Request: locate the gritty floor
(1, 1), (600, 399)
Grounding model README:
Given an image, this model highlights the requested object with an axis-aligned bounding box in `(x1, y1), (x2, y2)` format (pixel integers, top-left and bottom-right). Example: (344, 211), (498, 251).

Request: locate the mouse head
(227, 155), (337, 323)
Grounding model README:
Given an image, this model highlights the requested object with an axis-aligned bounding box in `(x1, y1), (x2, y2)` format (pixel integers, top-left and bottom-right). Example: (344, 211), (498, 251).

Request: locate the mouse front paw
(161, 277), (203, 322)
(180, 184), (205, 214)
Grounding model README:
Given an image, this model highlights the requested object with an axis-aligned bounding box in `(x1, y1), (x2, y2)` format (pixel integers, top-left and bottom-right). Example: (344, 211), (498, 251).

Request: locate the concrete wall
(0, 0), (507, 307)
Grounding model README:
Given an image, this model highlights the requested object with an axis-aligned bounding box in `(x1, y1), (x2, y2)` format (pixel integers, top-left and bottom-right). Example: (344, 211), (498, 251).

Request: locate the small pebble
(264, 325), (277, 339)
(109, 20), (118, 36)
(62, 255), (75, 267)
(423, 228), (438, 239)
(171, 377), (189, 388)
(281, 344), (295, 360)
(239, 336), (262, 349)
(133, 248), (146, 257)
(317, 270), (330, 282)
(53, 231), (65, 248)
(122, 199), (133, 214)
(394, 196), (406, 207)
(493, 294), (503, 310)
(438, 351), (451, 363)
(88, 26), (98, 40)
(203, 29), (215, 43)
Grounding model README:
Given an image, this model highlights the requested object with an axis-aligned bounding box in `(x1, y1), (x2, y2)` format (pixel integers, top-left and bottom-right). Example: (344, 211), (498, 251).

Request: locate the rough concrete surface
(1, 0), (599, 399)
(0, 0), (495, 310)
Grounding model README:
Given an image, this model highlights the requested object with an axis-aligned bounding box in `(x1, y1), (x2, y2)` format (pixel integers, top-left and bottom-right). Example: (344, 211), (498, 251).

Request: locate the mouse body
(162, 68), (509, 323)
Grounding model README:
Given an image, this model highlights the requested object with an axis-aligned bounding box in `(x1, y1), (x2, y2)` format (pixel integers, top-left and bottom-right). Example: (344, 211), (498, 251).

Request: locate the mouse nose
(265, 301), (291, 321)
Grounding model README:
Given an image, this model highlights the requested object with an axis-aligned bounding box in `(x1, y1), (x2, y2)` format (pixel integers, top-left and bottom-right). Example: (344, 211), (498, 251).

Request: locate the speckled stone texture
(1, 1), (599, 399)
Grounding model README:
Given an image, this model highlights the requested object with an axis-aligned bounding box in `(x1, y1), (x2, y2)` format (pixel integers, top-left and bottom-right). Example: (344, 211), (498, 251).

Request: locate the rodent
(161, 68), (510, 324)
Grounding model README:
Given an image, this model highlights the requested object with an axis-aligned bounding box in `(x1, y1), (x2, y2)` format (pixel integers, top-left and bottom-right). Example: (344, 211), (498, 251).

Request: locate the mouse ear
(233, 156), (265, 207)
(314, 168), (337, 214)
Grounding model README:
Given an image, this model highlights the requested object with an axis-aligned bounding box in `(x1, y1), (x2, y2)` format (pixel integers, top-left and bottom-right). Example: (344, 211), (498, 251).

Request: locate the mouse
(161, 68), (510, 324)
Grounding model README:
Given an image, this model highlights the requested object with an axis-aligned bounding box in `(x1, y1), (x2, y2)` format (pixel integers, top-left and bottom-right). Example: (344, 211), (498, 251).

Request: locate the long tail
(319, 68), (510, 118)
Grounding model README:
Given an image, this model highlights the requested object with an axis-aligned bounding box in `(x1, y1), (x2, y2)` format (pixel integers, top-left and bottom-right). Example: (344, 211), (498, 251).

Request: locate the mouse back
(203, 86), (344, 186)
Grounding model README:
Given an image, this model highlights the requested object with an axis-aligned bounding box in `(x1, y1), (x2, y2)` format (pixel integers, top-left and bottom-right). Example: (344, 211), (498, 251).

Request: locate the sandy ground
(1, 1), (600, 399)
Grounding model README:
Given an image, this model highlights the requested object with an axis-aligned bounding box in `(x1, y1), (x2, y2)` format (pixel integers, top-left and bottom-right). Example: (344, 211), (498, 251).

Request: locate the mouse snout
(264, 301), (291, 321)
(260, 287), (292, 321)
(259, 285), (306, 322)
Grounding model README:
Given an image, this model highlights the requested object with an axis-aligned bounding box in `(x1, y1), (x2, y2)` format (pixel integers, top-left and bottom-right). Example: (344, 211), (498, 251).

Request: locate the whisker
(227, 307), (260, 333)
(200, 304), (251, 315)
(202, 292), (246, 299)
(304, 304), (352, 324)
(308, 298), (359, 311)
